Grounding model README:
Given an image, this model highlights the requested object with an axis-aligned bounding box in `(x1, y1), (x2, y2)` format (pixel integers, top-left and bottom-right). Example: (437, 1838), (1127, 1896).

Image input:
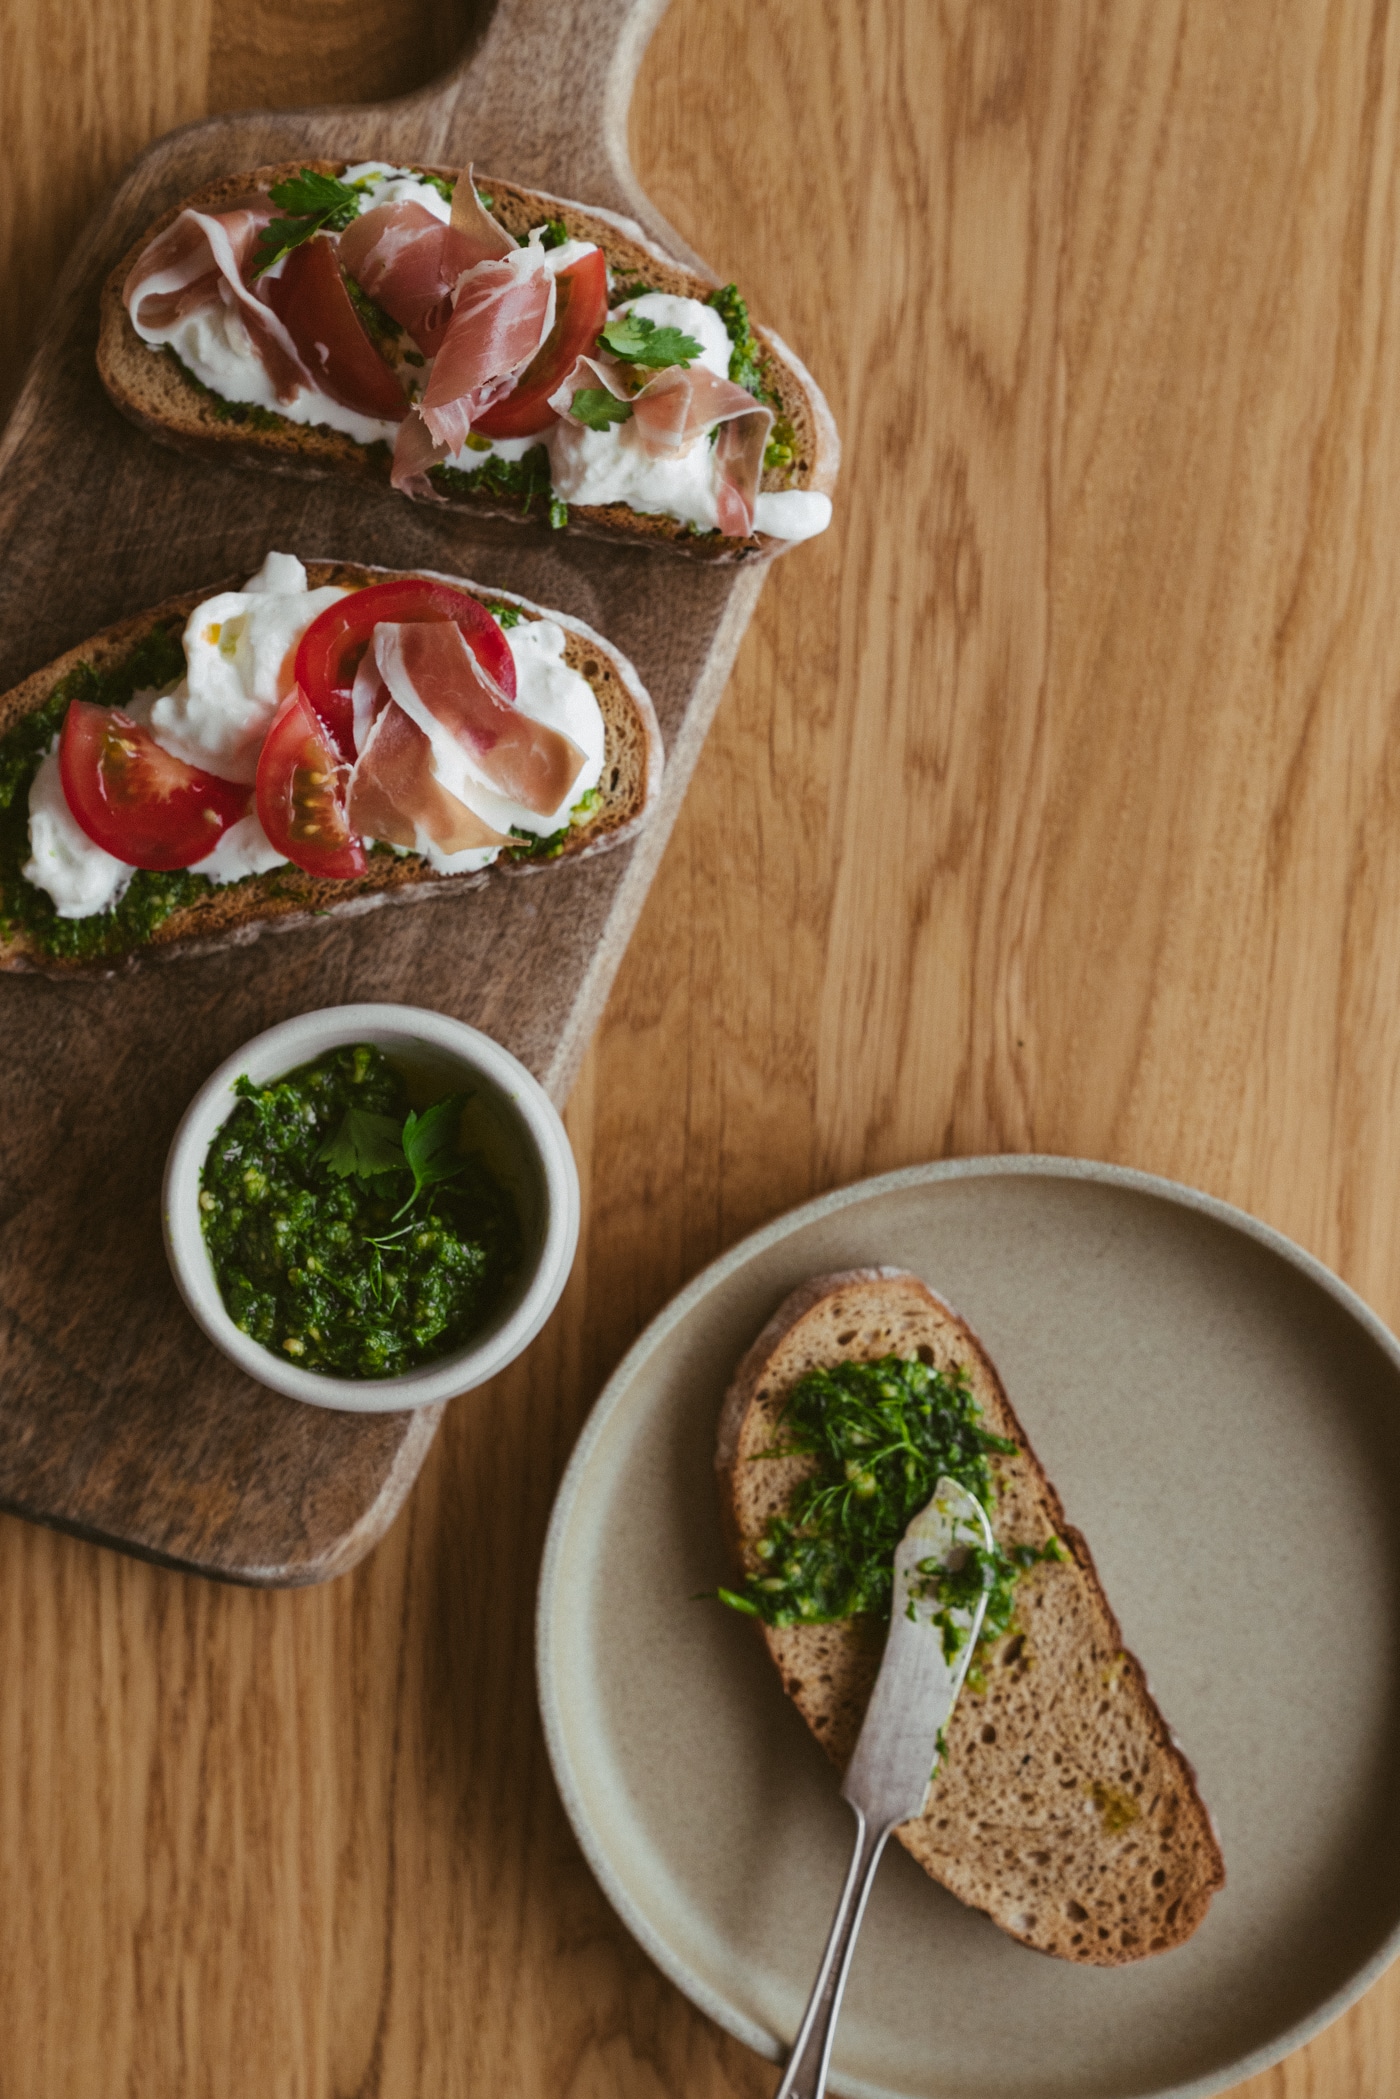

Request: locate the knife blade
(774, 1477), (994, 2099)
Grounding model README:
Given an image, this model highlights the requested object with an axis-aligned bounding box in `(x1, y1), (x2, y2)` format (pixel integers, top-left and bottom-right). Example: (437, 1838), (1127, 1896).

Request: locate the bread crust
(0, 561), (663, 978)
(716, 1269), (1226, 1965)
(97, 162), (840, 564)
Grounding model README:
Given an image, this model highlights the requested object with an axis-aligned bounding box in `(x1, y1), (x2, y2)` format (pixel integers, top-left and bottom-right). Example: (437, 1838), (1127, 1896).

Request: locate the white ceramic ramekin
(162, 1003), (580, 1413)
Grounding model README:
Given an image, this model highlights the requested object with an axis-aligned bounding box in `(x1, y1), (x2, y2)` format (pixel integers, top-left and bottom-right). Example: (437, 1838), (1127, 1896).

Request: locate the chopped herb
(706, 282), (766, 398)
(486, 602), (524, 629)
(764, 414), (797, 476)
(571, 387), (633, 431)
(252, 168), (363, 277)
(429, 444), (554, 516)
(530, 217), (569, 250)
(507, 787), (601, 861)
(548, 496), (569, 531)
(421, 172), (455, 204)
(343, 272), (399, 351)
(599, 311), (703, 369)
(719, 1354), (1063, 1667)
(475, 190), (494, 210)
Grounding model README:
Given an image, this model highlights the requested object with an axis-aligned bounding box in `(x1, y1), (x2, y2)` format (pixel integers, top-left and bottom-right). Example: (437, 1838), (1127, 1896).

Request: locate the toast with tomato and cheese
(0, 553), (662, 975)
(97, 160), (838, 561)
(717, 1270), (1226, 1965)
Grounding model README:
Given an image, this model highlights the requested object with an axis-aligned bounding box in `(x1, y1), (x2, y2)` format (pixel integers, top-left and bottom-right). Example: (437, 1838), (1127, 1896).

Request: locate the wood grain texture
(1, 0), (1398, 2095)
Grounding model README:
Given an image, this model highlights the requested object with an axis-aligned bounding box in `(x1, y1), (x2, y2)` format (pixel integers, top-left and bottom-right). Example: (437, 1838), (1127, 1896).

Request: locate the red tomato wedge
(293, 576), (516, 758)
(59, 702), (249, 870)
(472, 248), (609, 440)
(261, 235), (408, 424)
(254, 687), (367, 880)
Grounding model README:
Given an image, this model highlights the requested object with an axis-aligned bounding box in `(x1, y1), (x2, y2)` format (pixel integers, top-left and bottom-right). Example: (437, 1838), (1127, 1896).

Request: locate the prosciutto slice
(348, 701), (510, 856)
(338, 202), (480, 357)
(390, 408), (450, 500)
(548, 354), (774, 535)
(448, 165), (518, 265)
(417, 247), (555, 451)
(123, 202), (314, 404)
(375, 620), (586, 818)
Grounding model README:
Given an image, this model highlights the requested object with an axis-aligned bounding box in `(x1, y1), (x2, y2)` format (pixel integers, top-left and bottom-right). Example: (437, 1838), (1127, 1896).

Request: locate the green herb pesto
(507, 786), (601, 862)
(429, 444), (555, 515)
(717, 1355), (1065, 1663)
(343, 272), (400, 352)
(706, 282), (766, 398)
(163, 350), (393, 461)
(0, 623), (227, 962)
(200, 1043), (520, 1379)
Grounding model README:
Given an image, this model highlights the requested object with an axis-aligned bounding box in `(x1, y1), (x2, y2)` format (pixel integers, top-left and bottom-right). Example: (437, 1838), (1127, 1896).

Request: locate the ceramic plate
(537, 1157), (1400, 2099)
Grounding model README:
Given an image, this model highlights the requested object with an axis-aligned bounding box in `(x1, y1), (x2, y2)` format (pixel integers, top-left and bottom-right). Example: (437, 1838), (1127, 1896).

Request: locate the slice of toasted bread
(96, 163), (839, 563)
(716, 1268), (1226, 1965)
(0, 561), (662, 977)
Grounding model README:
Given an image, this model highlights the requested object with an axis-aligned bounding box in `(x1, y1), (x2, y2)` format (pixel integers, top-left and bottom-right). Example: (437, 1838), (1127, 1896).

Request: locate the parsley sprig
(571, 387), (635, 431)
(598, 311), (703, 369)
(252, 169), (364, 278)
(316, 1091), (472, 1219)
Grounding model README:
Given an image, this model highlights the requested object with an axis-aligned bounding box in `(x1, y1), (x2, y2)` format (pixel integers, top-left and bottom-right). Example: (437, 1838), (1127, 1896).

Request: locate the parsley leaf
(571, 387), (634, 430)
(316, 1107), (406, 1180)
(395, 1092), (471, 1215)
(530, 217), (569, 250)
(252, 169), (363, 278)
(599, 312), (703, 368)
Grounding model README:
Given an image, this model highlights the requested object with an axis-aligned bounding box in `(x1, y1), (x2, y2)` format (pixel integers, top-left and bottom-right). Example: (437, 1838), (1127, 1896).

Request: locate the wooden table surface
(3, 0), (1399, 2093)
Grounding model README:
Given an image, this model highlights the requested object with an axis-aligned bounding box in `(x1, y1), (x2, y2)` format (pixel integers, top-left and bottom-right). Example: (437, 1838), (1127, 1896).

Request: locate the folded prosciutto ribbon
(547, 355), (774, 537)
(123, 199), (315, 404)
(344, 620), (588, 860)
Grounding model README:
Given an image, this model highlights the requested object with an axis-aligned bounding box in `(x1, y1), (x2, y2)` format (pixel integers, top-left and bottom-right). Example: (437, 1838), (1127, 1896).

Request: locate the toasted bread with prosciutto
(96, 162), (839, 564)
(716, 1268), (1225, 1965)
(0, 562), (662, 977)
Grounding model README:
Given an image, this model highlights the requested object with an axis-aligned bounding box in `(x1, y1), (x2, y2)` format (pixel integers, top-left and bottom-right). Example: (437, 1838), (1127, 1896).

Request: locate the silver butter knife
(774, 1477), (994, 2099)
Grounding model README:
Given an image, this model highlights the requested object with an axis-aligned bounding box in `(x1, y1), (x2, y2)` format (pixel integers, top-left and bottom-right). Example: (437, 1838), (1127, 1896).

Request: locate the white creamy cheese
(341, 162), (452, 222)
(752, 489), (833, 543)
(381, 615), (606, 875)
(158, 300), (403, 448)
(151, 551), (349, 784)
(22, 746), (132, 918)
(188, 810), (289, 884)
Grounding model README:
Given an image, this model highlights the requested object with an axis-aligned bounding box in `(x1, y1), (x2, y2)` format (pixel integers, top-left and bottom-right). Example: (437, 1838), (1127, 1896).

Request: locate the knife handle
(774, 1807), (892, 2099)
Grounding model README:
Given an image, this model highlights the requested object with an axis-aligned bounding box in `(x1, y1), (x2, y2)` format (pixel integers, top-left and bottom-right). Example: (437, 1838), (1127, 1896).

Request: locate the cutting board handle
(392, 0), (677, 231)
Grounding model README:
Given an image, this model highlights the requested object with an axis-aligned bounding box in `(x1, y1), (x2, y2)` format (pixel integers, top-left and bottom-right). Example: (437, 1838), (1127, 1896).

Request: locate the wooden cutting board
(0, 0), (776, 1586)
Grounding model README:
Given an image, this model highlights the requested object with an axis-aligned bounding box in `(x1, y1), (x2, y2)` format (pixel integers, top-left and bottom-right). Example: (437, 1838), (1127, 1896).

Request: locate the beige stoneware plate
(537, 1156), (1400, 2099)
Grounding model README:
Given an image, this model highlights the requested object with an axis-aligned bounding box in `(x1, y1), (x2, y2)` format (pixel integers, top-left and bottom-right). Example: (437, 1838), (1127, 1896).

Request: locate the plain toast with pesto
(715, 1268), (1226, 1965)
